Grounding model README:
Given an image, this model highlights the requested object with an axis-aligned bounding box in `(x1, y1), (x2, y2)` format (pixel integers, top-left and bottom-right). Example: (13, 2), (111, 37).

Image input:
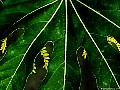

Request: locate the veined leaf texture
(0, 0), (120, 90)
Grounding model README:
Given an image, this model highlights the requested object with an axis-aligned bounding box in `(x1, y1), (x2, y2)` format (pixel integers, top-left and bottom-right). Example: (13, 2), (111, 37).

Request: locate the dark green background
(0, 0), (120, 90)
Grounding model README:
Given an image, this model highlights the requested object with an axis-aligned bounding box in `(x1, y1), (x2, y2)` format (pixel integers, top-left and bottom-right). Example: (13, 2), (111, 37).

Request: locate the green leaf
(0, 0), (65, 89)
(24, 41), (54, 90)
(67, 0), (120, 89)
(0, 0), (120, 90)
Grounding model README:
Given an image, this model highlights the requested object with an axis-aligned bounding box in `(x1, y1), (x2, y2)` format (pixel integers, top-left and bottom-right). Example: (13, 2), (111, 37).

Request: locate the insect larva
(32, 63), (36, 73)
(24, 41), (54, 90)
(107, 36), (117, 44)
(76, 47), (98, 90)
(40, 46), (50, 70)
(76, 47), (87, 68)
(107, 36), (120, 51)
(0, 28), (24, 55)
(31, 45), (51, 74)
(82, 49), (87, 59)
(0, 38), (7, 54)
(90, 33), (120, 50)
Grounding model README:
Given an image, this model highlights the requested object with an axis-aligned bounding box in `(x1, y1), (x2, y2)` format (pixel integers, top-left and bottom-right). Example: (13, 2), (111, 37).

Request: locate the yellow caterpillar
(82, 49), (87, 59)
(0, 38), (7, 54)
(32, 63), (36, 73)
(40, 47), (50, 70)
(107, 36), (120, 51)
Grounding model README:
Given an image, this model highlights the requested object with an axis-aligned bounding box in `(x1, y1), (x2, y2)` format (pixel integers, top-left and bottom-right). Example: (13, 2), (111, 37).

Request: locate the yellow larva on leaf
(44, 59), (49, 63)
(107, 36), (120, 51)
(43, 62), (49, 70)
(107, 36), (117, 44)
(32, 63), (36, 73)
(43, 53), (49, 57)
(82, 49), (87, 59)
(40, 47), (50, 70)
(0, 38), (7, 54)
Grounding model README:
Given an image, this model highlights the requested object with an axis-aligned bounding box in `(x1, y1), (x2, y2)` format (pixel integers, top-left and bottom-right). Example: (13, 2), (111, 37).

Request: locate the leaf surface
(0, 0), (120, 90)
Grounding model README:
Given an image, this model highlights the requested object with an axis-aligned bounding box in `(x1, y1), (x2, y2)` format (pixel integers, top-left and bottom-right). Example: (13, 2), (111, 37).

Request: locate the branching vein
(6, 0), (63, 89)
(77, 0), (120, 29)
(70, 0), (120, 88)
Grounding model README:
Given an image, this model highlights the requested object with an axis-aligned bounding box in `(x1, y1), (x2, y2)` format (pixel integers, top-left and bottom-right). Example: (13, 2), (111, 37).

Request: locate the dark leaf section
(0, 0), (55, 39)
(0, 28), (24, 61)
(66, 1), (85, 90)
(0, 0), (3, 10)
(76, 47), (98, 90)
(7, 28), (25, 46)
(24, 41), (53, 90)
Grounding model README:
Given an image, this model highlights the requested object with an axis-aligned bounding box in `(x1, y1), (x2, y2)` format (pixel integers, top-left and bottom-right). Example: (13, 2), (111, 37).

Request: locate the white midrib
(63, 0), (68, 90)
